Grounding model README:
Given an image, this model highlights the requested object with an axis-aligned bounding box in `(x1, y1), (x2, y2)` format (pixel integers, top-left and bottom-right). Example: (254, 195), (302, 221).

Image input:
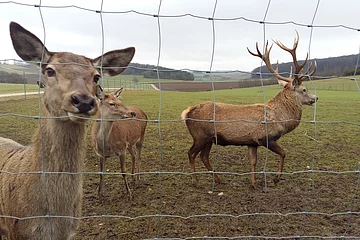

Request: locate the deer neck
(32, 117), (86, 173)
(96, 108), (116, 135)
(268, 88), (303, 122)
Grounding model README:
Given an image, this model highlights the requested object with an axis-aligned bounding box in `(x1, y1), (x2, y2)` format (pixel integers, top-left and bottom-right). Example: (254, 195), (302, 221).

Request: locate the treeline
(250, 54), (359, 79)
(123, 63), (195, 81)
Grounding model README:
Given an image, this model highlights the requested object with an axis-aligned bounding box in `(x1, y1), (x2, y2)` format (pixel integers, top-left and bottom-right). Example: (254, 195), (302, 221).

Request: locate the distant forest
(250, 54), (360, 79)
(0, 62), (195, 84)
(1, 53), (359, 84)
(123, 63), (195, 81)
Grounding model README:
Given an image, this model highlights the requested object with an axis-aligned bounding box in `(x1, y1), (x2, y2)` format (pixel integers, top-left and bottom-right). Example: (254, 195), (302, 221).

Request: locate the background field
(0, 76), (359, 95)
(0, 81), (359, 239)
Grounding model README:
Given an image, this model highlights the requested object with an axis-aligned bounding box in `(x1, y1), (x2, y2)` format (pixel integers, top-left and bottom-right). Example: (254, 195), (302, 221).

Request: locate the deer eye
(94, 75), (101, 83)
(109, 102), (115, 106)
(45, 68), (56, 77)
(303, 89), (307, 92)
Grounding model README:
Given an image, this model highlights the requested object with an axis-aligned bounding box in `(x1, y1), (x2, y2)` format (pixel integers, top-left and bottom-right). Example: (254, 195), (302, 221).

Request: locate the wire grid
(0, 0), (360, 239)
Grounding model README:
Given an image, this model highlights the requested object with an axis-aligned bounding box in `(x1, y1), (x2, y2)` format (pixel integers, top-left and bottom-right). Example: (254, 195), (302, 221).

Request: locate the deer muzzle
(309, 95), (318, 105)
(71, 94), (97, 115)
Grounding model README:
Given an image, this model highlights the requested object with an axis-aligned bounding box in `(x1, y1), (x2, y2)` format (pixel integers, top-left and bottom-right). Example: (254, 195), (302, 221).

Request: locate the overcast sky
(0, 0), (359, 72)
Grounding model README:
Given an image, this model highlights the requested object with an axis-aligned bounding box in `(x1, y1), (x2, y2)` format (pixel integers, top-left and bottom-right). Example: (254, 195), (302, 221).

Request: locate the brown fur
(182, 34), (318, 187)
(91, 89), (147, 199)
(182, 83), (317, 187)
(182, 84), (316, 186)
(0, 22), (135, 239)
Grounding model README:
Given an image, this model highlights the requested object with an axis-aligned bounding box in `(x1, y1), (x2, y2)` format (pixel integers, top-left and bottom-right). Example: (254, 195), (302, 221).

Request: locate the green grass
(1, 76), (359, 95)
(0, 85), (359, 239)
(304, 77), (360, 91)
(0, 83), (42, 94)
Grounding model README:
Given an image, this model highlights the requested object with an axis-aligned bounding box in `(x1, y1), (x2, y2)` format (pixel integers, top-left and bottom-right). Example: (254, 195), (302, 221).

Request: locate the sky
(0, 0), (359, 72)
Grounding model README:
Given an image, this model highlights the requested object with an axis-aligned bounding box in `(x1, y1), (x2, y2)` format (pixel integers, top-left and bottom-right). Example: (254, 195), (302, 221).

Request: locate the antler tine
(299, 61), (317, 82)
(307, 61), (317, 76)
(247, 42), (263, 58)
(273, 30), (308, 76)
(248, 41), (292, 83)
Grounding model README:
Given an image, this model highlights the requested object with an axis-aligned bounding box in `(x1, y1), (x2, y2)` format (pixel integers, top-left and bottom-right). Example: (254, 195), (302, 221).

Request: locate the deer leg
(98, 156), (106, 197)
(0, 225), (9, 240)
(188, 141), (205, 184)
(268, 141), (286, 184)
(248, 146), (258, 188)
(135, 141), (143, 182)
(119, 152), (132, 199)
(127, 146), (137, 185)
(200, 142), (221, 183)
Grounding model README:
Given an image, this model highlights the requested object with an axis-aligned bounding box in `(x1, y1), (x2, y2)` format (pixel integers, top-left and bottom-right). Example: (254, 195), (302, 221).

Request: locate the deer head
(247, 31), (318, 105)
(100, 88), (136, 120)
(9, 22), (135, 122)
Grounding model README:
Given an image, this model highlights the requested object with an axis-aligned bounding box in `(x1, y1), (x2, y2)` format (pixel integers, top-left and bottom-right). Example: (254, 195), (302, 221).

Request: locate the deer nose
(71, 94), (95, 114)
(131, 111), (136, 117)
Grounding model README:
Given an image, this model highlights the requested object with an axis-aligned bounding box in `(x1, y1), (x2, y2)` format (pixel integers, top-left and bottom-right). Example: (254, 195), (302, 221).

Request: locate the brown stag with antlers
(181, 31), (317, 187)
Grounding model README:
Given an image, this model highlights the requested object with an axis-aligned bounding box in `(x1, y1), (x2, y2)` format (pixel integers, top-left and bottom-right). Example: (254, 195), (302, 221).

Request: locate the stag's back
(182, 97), (300, 147)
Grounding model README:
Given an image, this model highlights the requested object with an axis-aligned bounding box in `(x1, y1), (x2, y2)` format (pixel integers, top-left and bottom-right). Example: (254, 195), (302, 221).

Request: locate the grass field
(0, 83), (41, 94)
(0, 84), (359, 239)
(1, 76), (359, 96)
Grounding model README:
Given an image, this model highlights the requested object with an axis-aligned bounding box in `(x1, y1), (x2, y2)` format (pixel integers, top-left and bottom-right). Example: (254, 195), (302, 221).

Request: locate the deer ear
(9, 22), (51, 63)
(92, 47), (135, 77)
(113, 88), (123, 98)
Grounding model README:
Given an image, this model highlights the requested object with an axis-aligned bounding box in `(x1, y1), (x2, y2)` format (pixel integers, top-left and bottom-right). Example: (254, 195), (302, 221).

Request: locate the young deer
(181, 32), (317, 187)
(91, 88), (147, 199)
(0, 22), (135, 239)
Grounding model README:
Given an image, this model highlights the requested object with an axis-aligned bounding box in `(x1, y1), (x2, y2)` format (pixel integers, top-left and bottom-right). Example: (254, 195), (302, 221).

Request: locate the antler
(273, 31), (308, 76)
(273, 31), (317, 84)
(247, 41), (293, 84)
(249, 31), (317, 85)
(299, 61), (317, 81)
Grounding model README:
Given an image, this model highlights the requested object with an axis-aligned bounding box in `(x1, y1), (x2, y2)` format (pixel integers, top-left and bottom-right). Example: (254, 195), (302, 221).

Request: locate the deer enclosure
(0, 87), (359, 239)
(1, 1), (360, 239)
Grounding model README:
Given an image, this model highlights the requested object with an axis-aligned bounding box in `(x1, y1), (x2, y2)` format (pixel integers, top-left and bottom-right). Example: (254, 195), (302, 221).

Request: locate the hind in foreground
(0, 22), (135, 239)
(182, 32), (317, 187)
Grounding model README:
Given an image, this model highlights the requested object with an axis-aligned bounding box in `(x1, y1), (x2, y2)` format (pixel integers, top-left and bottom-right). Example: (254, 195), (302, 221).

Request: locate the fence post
(23, 71), (26, 99)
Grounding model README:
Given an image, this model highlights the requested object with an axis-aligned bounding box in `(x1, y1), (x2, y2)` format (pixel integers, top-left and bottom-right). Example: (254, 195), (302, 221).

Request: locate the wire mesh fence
(0, 1), (359, 239)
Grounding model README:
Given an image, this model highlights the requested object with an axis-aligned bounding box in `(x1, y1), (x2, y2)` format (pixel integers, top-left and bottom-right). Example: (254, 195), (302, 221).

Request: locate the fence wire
(0, 0), (359, 240)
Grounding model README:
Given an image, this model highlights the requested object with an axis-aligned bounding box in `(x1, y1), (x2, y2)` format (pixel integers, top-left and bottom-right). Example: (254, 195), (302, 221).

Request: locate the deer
(0, 22), (135, 239)
(91, 88), (147, 199)
(181, 32), (317, 188)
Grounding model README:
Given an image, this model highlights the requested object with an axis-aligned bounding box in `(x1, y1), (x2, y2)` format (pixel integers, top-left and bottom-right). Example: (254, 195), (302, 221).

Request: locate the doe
(0, 22), (135, 239)
(91, 88), (148, 199)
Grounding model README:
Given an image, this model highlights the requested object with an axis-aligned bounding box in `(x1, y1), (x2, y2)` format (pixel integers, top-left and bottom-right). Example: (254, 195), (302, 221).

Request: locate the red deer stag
(181, 32), (317, 187)
(91, 88), (147, 199)
(0, 22), (135, 239)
